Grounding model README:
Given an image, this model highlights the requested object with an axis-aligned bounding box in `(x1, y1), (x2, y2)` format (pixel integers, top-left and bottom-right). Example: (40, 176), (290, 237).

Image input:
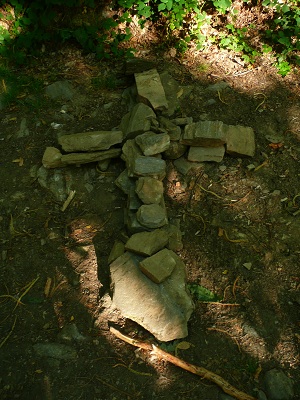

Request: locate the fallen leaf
(12, 158), (24, 166)
(269, 142), (283, 149)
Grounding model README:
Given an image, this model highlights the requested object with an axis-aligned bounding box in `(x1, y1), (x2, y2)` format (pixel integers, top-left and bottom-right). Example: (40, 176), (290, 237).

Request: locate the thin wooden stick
(110, 327), (257, 400)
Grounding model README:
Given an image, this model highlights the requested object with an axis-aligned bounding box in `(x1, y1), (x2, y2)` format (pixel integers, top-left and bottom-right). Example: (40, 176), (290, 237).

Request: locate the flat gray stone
(171, 117), (193, 126)
(133, 156), (166, 180)
(110, 251), (194, 341)
(45, 80), (75, 100)
(137, 204), (168, 229)
(125, 229), (168, 256)
(135, 177), (164, 204)
(58, 130), (123, 152)
(139, 248), (176, 283)
(115, 169), (136, 195)
(135, 131), (170, 156)
(121, 139), (143, 176)
(120, 103), (157, 140)
(224, 125), (255, 157)
(263, 369), (294, 400)
(181, 120), (226, 147)
(135, 69), (168, 111)
(61, 148), (121, 165)
(188, 145), (225, 162)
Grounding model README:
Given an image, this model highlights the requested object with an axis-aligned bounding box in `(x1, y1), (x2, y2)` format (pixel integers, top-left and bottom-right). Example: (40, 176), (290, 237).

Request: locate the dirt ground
(0, 39), (300, 400)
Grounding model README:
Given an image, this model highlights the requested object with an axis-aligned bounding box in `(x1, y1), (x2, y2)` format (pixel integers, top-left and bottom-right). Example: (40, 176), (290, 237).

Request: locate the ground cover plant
(0, 0), (299, 75)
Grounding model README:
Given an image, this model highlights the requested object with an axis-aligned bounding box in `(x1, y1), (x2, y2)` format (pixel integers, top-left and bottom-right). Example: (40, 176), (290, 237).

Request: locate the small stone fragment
(125, 229), (168, 256)
(135, 69), (168, 111)
(139, 248), (176, 283)
(187, 146), (225, 162)
(137, 204), (168, 229)
(135, 177), (164, 204)
(135, 131), (170, 156)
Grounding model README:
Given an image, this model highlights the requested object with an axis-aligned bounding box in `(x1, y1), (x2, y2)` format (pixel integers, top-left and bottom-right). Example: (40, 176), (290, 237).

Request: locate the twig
(110, 327), (257, 400)
(197, 184), (223, 199)
(13, 276), (39, 311)
(0, 315), (17, 349)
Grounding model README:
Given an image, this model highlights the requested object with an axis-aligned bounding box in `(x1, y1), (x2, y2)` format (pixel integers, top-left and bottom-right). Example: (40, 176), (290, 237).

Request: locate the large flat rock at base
(58, 131), (123, 152)
(224, 125), (255, 157)
(135, 69), (168, 111)
(110, 252), (194, 341)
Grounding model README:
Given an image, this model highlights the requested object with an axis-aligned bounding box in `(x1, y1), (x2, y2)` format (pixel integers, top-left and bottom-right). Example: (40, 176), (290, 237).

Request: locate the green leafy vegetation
(0, 0), (299, 75)
(188, 284), (221, 302)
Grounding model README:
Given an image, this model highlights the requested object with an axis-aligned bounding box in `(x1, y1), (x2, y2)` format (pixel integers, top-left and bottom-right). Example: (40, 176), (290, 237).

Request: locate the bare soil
(0, 40), (300, 400)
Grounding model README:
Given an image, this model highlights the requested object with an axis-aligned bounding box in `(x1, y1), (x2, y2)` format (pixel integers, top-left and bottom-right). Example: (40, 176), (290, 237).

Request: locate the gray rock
(33, 343), (77, 360)
(58, 130), (123, 152)
(162, 221), (183, 251)
(125, 210), (152, 234)
(171, 117), (193, 126)
(160, 71), (187, 117)
(128, 187), (143, 211)
(135, 131), (170, 156)
(137, 204), (168, 229)
(42, 147), (65, 169)
(135, 177), (164, 204)
(108, 240), (125, 264)
(135, 69), (168, 111)
(133, 156), (166, 180)
(188, 145), (225, 162)
(263, 369), (294, 400)
(163, 142), (188, 160)
(37, 166), (71, 202)
(120, 103), (157, 140)
(121, 139), (143, 175)
(125, 229), (169, 256)
(16, 118), (30, 138)
(159, 116), (182, 141)
(257, 390), (268, 400)
(110, 251), (194, 341)
(173, 157), (204, 175)
(57, 323), (87, 342)
(115, 169), (136, 195)
(60, 148), (121, 165)
(45, 80), (76, 100)
(140, 248), (176, 283)
(181, 120), (226, 147)
(224, 124), (255, 157)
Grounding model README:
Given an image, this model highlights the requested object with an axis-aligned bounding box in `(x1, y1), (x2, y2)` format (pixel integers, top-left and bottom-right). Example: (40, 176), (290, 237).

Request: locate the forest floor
(0, 15), (300, 400)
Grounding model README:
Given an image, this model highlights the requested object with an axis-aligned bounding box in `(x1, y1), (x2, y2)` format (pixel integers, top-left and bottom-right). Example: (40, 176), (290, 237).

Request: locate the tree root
(110, 327), (257, 400)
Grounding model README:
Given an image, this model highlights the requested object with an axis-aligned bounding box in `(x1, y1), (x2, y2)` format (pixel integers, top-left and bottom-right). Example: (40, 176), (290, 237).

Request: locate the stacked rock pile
(41, 67), (255, 342)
